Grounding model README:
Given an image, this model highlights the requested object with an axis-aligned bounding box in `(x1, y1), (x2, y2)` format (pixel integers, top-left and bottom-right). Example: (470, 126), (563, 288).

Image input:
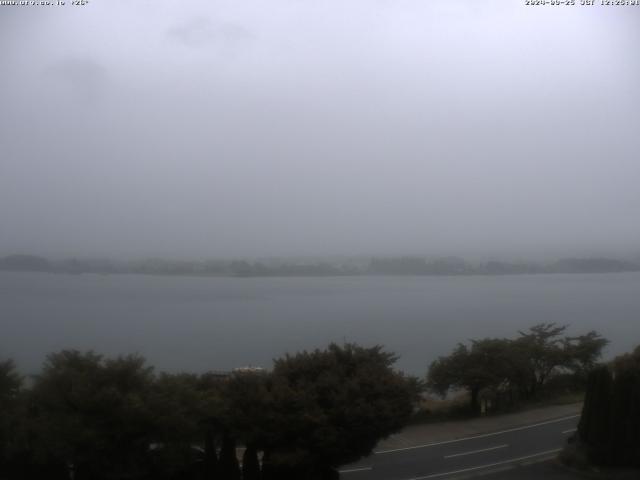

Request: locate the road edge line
(376, 415), (579, 454)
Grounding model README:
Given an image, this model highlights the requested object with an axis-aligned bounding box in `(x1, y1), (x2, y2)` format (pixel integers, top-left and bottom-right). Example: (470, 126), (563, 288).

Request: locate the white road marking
(562, 428), (577, 434)
(407, 448), (562, 479)
(443, 444), (508, 459)
(375, 415), (580, 454)
(338, 466), (373, 474)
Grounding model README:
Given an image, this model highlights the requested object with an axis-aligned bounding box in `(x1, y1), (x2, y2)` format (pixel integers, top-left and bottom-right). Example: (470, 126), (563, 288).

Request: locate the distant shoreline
(1, 254), (639, 279)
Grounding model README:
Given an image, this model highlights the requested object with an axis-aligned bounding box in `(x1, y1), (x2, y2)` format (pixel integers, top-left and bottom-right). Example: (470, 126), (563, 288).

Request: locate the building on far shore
(232, 366), (266, 374)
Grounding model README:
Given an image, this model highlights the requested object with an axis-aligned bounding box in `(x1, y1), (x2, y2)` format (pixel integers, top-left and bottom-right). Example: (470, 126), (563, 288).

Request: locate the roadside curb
(377, 403), (583, 452)
(375, 415), (580, 455)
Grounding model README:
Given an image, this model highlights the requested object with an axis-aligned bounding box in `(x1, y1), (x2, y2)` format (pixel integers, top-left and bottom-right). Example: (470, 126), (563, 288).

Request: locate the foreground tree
(28, 351), (157, 480)
(148, 372), (216, 479)
(427, 324), (608, 413)
(262, 343), (421, 479)
(217, 370), (271, 479)
(0, 360), (23, 477)
(515, 324), (608, 397)
(217, 433), (241, 480)
(609, 346), (640, 466)
(241, 446), (260, 480)
(577, 345), (640, 467)
(2, 344), (419, 479)
(576, 365), (613, 464)
(514, 323), (571, 397)
(427, 339), (517, 413)
(563, 331), (610, 382)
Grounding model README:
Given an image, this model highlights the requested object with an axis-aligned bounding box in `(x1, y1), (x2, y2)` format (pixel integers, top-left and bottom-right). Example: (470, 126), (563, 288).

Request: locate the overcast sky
(1, 1), (639, 260)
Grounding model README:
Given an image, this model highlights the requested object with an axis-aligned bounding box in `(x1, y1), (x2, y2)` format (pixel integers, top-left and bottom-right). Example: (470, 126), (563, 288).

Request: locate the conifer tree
(578, 365), (612, 464)
(241, 445), (260, 480)
(217, 433), (240, 480)
(203, 430), (218, 479)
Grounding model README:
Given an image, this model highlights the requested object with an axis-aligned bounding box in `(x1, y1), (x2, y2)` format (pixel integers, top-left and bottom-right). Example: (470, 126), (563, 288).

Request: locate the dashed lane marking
(407, 448), (562, 479)
(443, 444), (508, 459)
(339, 466), (373, 474)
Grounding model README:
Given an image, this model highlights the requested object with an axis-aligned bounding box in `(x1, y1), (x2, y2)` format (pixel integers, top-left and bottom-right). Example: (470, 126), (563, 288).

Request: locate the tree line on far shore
(1, 254), (638, 278)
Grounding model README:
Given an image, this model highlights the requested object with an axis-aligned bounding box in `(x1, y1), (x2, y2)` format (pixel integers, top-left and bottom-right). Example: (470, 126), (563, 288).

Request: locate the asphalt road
(339, 415), (580, 480)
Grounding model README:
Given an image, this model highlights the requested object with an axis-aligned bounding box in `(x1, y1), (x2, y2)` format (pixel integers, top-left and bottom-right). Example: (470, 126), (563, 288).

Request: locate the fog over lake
(2, 271), (639, 376)
(2, 3), (639, 376)
(2, 2), (640, 261)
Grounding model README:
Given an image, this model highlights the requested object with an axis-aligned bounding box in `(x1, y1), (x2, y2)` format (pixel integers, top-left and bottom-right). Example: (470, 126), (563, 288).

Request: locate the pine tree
(578, 365), (613, 464)
(203, 430), (218, 479)
(217, 433), (240, 480)
(609, 359), (640, 466)
(241, 446), (260, 480)
(578, 350), (640, 467)
(578, 366), (612, 446)
(259, 451), (274, 480)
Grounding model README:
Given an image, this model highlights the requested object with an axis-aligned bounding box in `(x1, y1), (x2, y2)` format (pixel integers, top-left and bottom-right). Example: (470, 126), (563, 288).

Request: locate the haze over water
(3, 271), (639, 376)
(2, 1), (640, 378)
(2, 2), (640, 261)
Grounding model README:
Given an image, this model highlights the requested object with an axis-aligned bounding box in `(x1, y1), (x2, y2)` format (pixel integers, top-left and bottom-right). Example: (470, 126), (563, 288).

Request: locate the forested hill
(1, 254), (639, 278)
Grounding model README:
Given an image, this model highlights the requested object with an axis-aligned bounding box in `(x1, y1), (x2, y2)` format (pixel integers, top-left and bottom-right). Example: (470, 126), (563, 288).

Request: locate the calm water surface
(2, 272), (639, 375)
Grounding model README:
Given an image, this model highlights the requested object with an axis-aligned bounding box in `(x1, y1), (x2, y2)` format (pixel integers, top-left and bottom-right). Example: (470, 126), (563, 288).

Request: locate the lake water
(1, 271), (639, 376)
